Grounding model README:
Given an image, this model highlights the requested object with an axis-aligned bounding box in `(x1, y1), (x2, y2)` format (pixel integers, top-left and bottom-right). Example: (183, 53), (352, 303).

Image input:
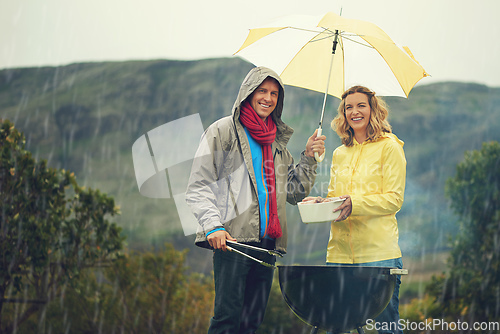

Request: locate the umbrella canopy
(235, 12), (429, 100)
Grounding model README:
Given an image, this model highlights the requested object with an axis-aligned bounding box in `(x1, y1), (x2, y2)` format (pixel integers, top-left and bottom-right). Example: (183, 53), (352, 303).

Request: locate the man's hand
(207, 230), (236, 252)
(305, 129), (326, 158)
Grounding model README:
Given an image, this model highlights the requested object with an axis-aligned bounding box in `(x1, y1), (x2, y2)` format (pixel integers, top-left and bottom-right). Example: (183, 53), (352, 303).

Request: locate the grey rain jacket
(185, 67), (318, 254)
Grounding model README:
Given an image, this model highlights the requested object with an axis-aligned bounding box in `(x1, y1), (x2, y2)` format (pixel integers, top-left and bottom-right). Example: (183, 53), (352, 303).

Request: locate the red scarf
(239, 101), (282, 239)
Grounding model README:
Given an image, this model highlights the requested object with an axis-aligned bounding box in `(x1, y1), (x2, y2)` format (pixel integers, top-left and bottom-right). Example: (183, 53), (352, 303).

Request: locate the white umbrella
(235, 12), (429, 161)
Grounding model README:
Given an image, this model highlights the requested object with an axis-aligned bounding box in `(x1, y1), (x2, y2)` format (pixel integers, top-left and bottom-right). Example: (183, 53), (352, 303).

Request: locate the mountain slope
(2, 58), (500, 269)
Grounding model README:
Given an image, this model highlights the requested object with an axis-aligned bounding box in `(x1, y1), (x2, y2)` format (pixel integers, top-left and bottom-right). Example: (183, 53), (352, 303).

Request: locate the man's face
(249, 78), (280, 122)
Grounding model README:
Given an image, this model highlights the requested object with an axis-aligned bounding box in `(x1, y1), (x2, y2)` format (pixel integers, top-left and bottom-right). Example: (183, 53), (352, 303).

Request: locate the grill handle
(390, 269), (408, 275)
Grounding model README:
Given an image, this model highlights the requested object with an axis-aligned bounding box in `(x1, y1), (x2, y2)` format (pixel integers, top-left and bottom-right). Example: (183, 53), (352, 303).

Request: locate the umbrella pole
(314, 52), (333, 163)
(314, 29), (339, 162)
(318, 52), (334, 131)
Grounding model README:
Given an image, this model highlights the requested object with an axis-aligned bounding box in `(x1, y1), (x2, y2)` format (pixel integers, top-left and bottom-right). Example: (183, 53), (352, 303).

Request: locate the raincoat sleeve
(350, 141), (406, 216)
(185, 126), (225, 234)
(286, 151), (318, 204)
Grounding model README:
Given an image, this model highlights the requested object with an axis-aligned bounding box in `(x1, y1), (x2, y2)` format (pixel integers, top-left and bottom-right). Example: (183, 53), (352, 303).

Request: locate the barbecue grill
(278, 265), (407, 334)
(226, 241), (407, 333)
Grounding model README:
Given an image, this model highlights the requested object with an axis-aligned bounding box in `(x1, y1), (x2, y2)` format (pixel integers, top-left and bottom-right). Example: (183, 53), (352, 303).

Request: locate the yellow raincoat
(326, 133), (406, 263)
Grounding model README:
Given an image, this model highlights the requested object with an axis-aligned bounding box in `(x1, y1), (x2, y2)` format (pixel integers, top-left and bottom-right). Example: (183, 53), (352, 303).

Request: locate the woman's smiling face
(345, 92), (371, 142)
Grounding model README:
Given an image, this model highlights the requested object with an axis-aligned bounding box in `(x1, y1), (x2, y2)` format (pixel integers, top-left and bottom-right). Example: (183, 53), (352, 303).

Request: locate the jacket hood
(354, 132), (404, 148)
(232, 67), (285, 121)
(232, 66), (292, 144)
(384, 132), (405, 148)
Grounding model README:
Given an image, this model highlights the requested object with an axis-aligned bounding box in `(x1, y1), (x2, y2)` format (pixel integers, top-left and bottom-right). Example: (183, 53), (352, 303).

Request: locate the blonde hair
(331, 86), (392, 147)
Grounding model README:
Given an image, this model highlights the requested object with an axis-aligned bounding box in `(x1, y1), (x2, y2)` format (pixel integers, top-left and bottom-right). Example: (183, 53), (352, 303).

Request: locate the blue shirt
(244, 127), (272, 239)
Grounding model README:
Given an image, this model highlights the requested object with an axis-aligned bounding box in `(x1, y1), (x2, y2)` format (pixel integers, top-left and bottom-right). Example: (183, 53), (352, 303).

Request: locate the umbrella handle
(314, 127), (326, 162)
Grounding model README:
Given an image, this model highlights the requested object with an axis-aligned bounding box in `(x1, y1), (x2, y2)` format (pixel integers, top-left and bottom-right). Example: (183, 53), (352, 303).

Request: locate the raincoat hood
(232, 67), (290, 142)
(358, 132), (404, 148)
(382, 132), (404, 148)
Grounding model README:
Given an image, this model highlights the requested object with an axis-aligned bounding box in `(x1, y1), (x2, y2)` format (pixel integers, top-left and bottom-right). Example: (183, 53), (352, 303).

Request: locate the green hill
(2, 58), (500, 272)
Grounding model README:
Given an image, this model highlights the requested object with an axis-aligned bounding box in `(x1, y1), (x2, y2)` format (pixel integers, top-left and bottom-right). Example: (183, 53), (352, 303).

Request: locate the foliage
(425, 141), (500, 330)
(0, 119), (124, 333)
(260, 270), (314, 333)
(93, 244), (213, 333)
(399, 294), (443, 334)
(9, 244), (214, 334)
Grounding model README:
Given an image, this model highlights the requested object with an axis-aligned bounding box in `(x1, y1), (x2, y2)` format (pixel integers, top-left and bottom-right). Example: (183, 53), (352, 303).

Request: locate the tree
(14, 245), (215, 334)
(88, 245), (214, 333)
(0, 119), (124, 333)
(427, 141), (500, 329)
(260, 271), (316, 334)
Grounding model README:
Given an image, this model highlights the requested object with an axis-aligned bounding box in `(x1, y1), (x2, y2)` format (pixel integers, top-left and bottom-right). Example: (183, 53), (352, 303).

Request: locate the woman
(305, 85), (406, 334)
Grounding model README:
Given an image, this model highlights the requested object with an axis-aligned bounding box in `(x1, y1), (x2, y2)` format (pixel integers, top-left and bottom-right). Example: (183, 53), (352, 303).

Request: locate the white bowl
(297, 197), (346, 224)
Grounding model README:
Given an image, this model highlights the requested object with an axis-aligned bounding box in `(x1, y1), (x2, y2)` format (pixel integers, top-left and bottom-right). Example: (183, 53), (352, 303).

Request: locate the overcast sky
(1, 0), (499, 87)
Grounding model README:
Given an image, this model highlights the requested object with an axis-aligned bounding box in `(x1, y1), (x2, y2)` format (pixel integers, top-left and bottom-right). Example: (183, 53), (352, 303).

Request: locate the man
(186, 66), (325, 334)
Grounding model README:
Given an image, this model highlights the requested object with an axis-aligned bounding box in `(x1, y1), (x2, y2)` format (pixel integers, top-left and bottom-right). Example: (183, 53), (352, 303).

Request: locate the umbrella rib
(287, 26), (326, 34)
(288, 26), (339, 40)
(340, 35), (375, 49)
(310, 35), (335, 43)
(308, 30), (374, 49)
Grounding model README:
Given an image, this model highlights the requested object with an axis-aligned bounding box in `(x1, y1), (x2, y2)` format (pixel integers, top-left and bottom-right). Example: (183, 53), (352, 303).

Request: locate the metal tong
(225, 240), (283, 269)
